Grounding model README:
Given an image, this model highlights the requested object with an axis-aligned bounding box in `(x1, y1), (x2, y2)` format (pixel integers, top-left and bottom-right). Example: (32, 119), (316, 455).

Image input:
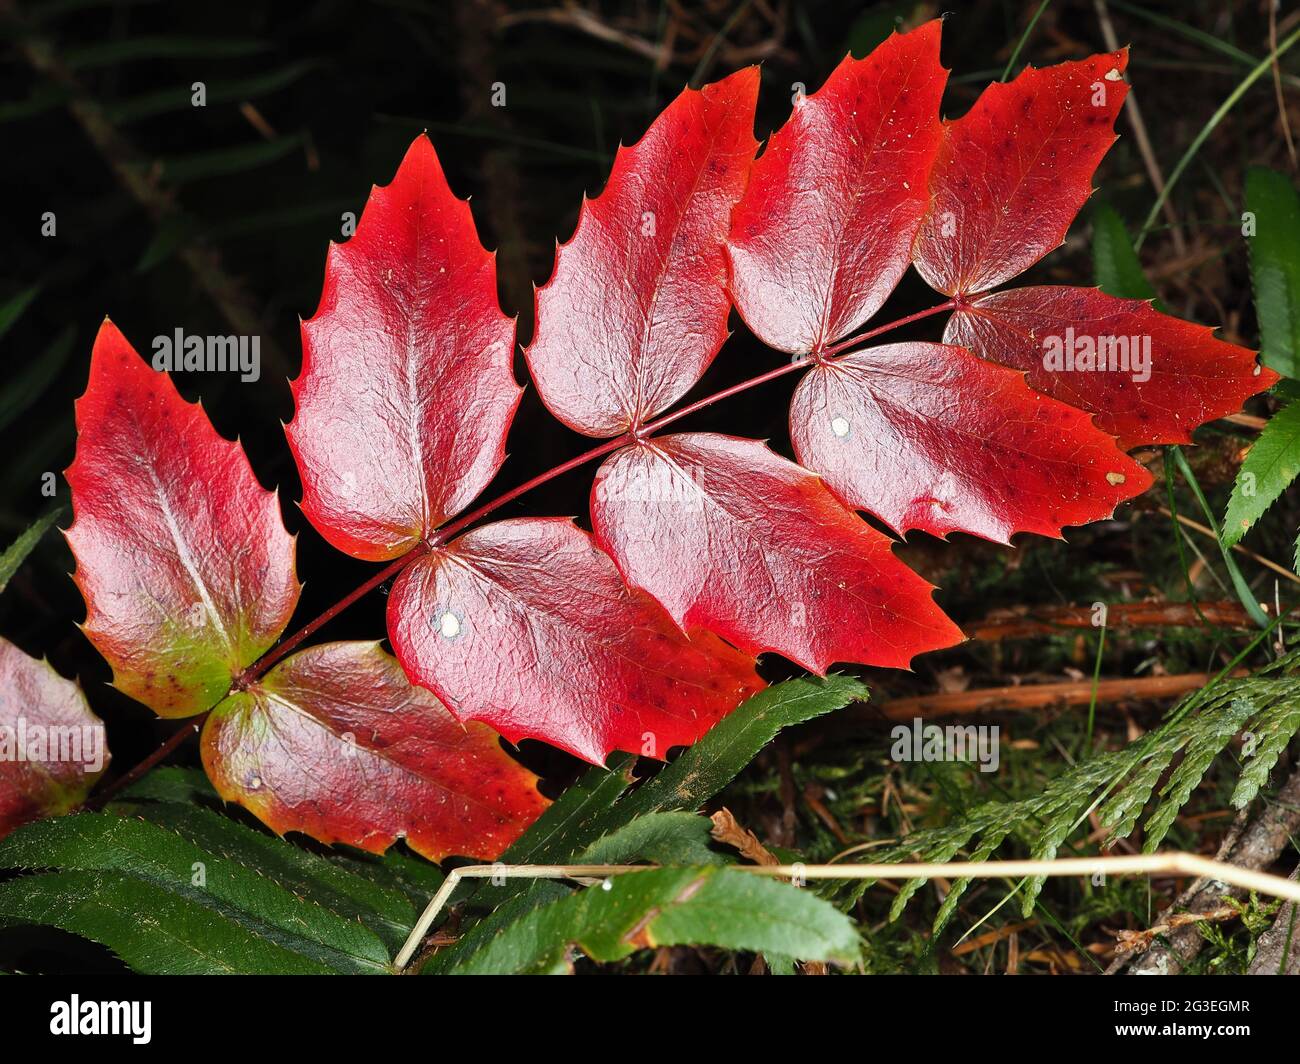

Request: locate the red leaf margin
(788, 341), (1154, 543)
(287, 135), (522, 562)
(66, 320), (299, 718)
(387, 517), (765, 766)
(913, 49), (1130, 298)
(0, 636), (109, 840)
(202, 640), (547, 862)
(727, 21), (948, 355)
(526, 67), (760, 436)
(945, 287), (1280, 449)
(590, 432), (964, 672)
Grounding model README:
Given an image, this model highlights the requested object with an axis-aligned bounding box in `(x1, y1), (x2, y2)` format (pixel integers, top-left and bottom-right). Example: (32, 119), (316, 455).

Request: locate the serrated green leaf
(445, 867), (861, 974)
(1143, 694), (1258, 848)
(0, 814), (390, 972)
(0, 506), (64, 593)
(427, 675), (866, 972)
(1092, 202), (1158, 304)
(322, 846), (446, 915)
(1222, 400), (1300, 547)
(118, 764), (218, 805)
(0, 869), (331, 974)
(1246, 167), (1300, 378)
(500, 755), (636, 868)
(115, 799), (419, 952)
(117, 766), (439, 943)
(615, 675), (868, 825)
(1231, 683), (1300, 806)
(574, 812), (726, 866)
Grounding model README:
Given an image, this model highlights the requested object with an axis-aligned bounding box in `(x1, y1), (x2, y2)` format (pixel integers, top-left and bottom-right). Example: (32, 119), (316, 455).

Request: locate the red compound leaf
(201, 641), (546, 863)
(66, 321), (299, 718)
(727, 21), (946, 355)
(288, 135), (521, 561)
(0, 636), (109, 840)
(69, 38), (1272, 825)
(590, 432), (963, 673)
(913, 50), (1129, 297)
(387, 518), (764, 765)
(945, 288), (1279, 448)
(789, 342), (1153, 542)
(525, 68), (760, 437)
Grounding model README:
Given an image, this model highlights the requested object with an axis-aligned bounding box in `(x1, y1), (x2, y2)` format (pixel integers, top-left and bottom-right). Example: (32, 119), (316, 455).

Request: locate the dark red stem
(238, 546), (428, 683)
(98, 298), (957, 792)
(87, 715), (206, 808)
(245, 298), (955, 682)
(156, 298), (959, 731)
(819, 300), (958, 358)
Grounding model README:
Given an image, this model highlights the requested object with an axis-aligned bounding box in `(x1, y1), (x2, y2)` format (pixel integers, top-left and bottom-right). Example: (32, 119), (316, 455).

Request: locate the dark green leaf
(574, 812), (726, 866)
(445, 867), (861, 974)
(0, 85), (71, 123)
(0, 325), (76, 433)
(64, 36), (268, 69)
(155, 135), (303, 184)
(0, 814), (390, 972)
(117, 765), (217, 805)
(105, 61), (320, 123)
(1246, 167), (1300, 377)
(1170, 446), (1269, 628)
(426, 676), (866, 972)
(0, 506), (65, 593)
(0, 286), (39, 342)
(118, 766), (437, 944)
(614, 675), (868, 825)
(117, 800), (419, 952)
(1091, 202), (1158, 304)
(322, 847), (446, 915)
(0, 870), (332, 974)
(1223, 400), (1300, 547)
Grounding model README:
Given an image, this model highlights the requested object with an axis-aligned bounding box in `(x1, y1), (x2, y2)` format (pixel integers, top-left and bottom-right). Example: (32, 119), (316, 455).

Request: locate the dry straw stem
(875, 670), (1243, 719)
(966, 600), (1255, 641)
(1113, 903), (1238, 954)
(392, 852), (1300, 970)
(1159, 507), (1300, 586)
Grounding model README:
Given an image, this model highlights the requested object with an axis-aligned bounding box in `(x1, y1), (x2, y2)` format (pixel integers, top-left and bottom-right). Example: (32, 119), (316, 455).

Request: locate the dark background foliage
(1, 0), (1297, 973)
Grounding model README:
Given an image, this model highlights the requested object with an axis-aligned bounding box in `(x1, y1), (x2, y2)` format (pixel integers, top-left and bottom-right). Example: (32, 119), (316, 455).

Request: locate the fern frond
(858, 649), (1300, 929)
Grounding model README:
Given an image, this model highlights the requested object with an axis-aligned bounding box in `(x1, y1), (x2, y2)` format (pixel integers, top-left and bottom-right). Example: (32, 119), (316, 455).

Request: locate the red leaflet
(0, 637), (108, 840)
(201, 641), (546, 862)
(288, 135), (521, 561)
(66, 322), (299, 717)
(945, 288), (1278, 448)
(789, 342), (1152, 542)
(59, 34), (1276, 872)
(526, 68), (759, 437)
(727, 22), (946, 355)
(387, 518), (764, 765)
(900, 47), (1272, 450)
(590, 433), (963, 672)
(913, 51), (1128, 297)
